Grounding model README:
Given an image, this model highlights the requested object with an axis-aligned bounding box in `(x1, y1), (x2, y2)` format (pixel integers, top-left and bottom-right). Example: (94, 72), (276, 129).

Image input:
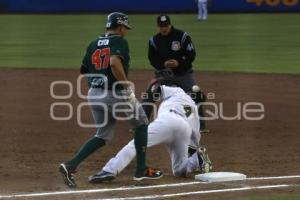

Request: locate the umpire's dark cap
(157, 15), (171, 27)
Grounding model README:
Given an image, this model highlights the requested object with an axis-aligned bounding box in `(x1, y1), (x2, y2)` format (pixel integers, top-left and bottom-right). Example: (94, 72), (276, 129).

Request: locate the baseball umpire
(59, 12), (162, 188)
(143, 14), (208, 132)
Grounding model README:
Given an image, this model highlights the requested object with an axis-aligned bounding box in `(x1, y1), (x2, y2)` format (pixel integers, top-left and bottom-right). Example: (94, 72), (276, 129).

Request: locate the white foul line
(96, 184), (292, 200)
(0, 174), (299, 199)
(248, 175), (300, 180)
(0, 182), (206, 199)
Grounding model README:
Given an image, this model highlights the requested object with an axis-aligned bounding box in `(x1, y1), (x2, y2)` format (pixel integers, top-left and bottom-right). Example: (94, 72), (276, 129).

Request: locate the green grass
(0, 14), (300, 74)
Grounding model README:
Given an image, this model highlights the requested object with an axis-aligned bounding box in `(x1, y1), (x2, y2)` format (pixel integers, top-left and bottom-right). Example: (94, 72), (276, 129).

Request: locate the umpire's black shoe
(133, 167), (163, 181)
(88, 170), (116, 183)
(59, 163), (77, 188)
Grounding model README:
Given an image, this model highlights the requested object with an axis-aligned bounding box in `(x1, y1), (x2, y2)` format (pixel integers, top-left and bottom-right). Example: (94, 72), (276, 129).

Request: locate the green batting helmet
(106, 12), (132, 30)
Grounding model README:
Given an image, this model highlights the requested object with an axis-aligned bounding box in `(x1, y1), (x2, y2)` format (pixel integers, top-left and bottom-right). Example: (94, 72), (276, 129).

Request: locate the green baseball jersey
(82, 33), (130, 90)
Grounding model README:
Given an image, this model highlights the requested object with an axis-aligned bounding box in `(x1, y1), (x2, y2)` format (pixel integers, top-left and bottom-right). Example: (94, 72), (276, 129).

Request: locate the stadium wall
(0, 0), (299, 13)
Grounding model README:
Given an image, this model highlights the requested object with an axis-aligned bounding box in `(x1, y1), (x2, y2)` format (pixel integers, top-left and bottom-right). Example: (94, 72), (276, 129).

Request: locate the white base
(195, 172), (247, 182)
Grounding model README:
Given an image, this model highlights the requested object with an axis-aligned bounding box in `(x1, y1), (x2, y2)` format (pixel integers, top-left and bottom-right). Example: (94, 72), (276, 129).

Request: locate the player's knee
(173, 169), (187, 177)
(172, 163), (188, 177)
(92, 136), (107, 146)
(94, 131), (110, 142)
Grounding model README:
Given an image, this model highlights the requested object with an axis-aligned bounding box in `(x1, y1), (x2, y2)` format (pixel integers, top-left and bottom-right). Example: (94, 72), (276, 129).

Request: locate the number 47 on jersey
(92, 48), (110, 70)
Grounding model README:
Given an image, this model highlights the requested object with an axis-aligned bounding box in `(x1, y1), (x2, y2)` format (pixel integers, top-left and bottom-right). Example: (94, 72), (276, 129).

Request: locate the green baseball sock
(134, 124), (148, 176)
(67, 136), (106, 170)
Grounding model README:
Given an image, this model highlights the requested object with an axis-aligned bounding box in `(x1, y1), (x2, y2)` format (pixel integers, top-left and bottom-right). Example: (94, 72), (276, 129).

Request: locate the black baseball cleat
(88, 170), (116, 183)
(133, 167), (163, 181)
(59, 163), (77, 188)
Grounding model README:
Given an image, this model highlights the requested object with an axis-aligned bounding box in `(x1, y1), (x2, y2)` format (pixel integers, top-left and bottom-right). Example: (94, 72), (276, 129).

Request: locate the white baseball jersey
(102, 86), (201, 176)
(159, 85), (200, 135)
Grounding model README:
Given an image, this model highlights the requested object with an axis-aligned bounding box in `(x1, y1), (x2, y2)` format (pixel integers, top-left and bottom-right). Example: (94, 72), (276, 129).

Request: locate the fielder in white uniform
(88, 84), (212, 182)
(197, 0), (208, 20)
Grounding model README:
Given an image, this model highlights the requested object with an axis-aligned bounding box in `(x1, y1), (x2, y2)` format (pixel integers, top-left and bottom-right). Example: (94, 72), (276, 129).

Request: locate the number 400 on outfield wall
(247, 0), (299, 7)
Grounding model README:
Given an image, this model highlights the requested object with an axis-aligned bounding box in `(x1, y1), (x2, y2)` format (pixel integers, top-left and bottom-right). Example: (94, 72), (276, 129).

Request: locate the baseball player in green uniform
(59, 12), (162, 188)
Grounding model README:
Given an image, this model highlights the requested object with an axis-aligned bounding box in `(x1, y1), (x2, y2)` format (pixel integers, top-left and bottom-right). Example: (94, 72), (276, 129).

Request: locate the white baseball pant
(102, 111), (200, 177)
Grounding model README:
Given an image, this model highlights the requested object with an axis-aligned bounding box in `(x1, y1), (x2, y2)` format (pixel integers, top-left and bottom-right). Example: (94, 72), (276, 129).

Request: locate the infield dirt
(0, 69), (299, 199)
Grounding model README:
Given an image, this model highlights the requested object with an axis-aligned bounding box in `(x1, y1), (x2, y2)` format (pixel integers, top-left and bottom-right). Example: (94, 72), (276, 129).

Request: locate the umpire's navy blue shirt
(148, 26), (196, 75)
